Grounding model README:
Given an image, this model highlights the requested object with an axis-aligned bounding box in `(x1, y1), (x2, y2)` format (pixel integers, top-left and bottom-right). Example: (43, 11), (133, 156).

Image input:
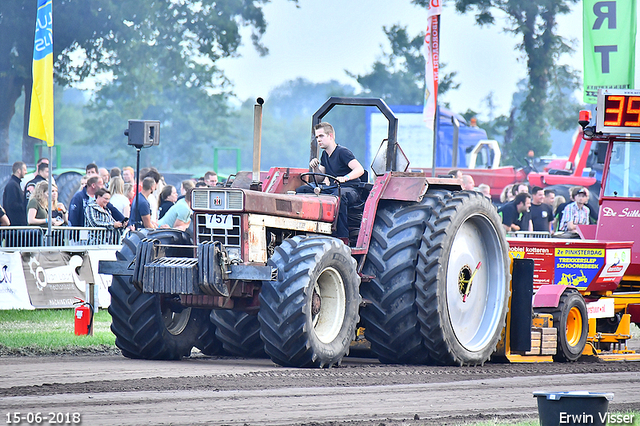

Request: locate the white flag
(423, 12), (440, 130)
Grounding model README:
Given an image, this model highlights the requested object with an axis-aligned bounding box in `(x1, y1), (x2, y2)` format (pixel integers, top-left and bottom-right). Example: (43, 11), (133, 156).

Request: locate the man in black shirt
(298, 122), (365, 240)
(529, 186), (553, 232)
(498, 192), (531, 233)
(3, 162), (28, 226)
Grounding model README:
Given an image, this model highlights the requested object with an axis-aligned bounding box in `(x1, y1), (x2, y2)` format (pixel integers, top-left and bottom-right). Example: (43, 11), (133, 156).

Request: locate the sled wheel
(540, 289), (588, 362)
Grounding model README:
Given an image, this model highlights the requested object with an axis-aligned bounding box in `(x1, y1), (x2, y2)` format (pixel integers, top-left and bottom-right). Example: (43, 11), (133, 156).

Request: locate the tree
(412, 0), (580, 163)
(0, 0), (287, 164)
(349, 24), (459, 106)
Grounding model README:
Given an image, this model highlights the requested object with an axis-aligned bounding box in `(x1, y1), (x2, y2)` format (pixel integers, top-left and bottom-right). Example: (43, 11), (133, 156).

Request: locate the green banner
(583, 0), (637, 103)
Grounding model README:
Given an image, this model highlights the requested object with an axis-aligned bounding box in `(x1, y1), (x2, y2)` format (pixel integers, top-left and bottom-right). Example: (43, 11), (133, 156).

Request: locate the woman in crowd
(158, 185), (178, 220)
(51, 184), (68, 225)
(124, 183), (135, 205)
(27, 181), (63, 227)
(109, 176), (130, 218)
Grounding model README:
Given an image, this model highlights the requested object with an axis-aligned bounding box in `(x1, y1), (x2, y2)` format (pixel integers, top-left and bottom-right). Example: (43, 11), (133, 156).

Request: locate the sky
(217, 0), (587, 119)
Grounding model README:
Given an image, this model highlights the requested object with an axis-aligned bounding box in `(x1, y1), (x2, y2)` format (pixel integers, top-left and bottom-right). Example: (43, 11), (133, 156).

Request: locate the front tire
(258, 236), (360, 368)
(108, 229), (222, 360)
(416, 191), (510, 366)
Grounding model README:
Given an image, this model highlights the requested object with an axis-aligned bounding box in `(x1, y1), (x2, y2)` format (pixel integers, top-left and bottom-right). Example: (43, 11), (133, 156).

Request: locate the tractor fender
(532, 285), (577, 309)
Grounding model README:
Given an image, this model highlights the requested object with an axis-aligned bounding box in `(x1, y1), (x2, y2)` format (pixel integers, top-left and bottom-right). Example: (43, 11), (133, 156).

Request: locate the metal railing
(0, 226), (127, 248)
(506, 231), (554, 239)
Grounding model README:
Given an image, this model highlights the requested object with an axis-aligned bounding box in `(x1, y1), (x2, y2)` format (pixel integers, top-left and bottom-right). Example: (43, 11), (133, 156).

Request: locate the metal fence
(0, 226), (126, 248)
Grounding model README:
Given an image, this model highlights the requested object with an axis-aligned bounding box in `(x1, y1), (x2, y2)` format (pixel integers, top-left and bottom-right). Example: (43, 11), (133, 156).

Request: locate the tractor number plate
(205, 214), (234, 230)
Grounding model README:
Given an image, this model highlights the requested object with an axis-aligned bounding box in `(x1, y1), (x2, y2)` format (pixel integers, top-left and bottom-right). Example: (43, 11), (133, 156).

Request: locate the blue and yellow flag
(28, 0), (54, 147)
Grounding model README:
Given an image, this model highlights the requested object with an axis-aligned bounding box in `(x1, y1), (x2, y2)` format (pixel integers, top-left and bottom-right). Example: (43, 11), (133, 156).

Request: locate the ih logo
(213, 196), (222, 206)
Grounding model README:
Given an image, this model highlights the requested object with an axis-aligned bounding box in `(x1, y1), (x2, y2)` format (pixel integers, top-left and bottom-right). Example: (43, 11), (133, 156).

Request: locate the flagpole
(430, 13), (440, 177)
(47, 146), (52, 246)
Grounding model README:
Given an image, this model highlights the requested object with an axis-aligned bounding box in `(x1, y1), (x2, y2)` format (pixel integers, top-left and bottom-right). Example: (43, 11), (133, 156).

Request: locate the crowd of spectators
(446, 168), (591, 238)
(0, 158), (222, 245)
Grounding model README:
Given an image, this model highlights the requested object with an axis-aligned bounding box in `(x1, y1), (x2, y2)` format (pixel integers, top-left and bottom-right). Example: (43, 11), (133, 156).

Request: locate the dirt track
(2, 351), (640, 426)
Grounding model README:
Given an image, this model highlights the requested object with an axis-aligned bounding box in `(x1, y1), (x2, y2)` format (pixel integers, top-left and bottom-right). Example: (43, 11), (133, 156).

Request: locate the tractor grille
(195, 213), (242, 248)
(191, 189), (244, 210)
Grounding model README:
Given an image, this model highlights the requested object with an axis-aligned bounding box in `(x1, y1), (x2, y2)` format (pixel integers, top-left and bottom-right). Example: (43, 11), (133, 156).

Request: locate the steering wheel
(299, 172), (341, 196)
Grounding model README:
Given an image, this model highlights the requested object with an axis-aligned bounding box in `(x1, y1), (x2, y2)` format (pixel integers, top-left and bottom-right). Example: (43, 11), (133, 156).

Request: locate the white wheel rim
(446, 214), (507, 351)
(312, 267), (346, 344)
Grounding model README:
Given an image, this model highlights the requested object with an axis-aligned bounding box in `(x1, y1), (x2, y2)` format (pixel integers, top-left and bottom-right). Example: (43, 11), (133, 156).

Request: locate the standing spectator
(122, 166), (135, 184)
(99, 168), (111, 189)
(555, 186), (580, 227)
(204, 171), (218, 187)
(158, 185), (178, 220)
(124, 183), (135, 205)
(552, 195), (566, 232)
(558, 187), (590, 235)
(543, 189), (555, 206)
(69, 176), (125, 227)
(3, 161), (28, 226)
(110, 167), (121, 179)
(178, 179), (195, 201)
(131, 177), (157, 229)
(27, 182), (63, 227)
(142, 168), (162, 220)
(109, 176), (130, 218)
(24, 161), (49, 204)
(499, 184), (515, 204)
(461, 174), (475, 191)
(51, 184), (68, 225)
(512, 183), (529, 196)
(21, 157), (49, 190)
(85, 188), (125, 244)
(477, 183), (492, 199)
(86, 163), (99, 176)
(159, 188), (193, 231)
(498, 192), (531, 233)
(529, 186), (553, 233)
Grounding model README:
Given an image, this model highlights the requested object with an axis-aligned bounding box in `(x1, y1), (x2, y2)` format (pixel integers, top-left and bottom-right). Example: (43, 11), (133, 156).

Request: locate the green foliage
(414, 0), (581, 165)
(349, 24), (459, 106)
(0, 0), (293, 164)
(222, 79), (362, 173)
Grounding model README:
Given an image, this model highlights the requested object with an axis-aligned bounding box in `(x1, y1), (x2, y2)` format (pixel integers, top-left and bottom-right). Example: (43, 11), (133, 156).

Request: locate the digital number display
(597, 89), (640, 133)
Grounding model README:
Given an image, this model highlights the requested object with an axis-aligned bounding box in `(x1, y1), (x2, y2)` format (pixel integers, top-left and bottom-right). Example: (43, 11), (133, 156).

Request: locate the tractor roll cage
(311, 97), (399, 172)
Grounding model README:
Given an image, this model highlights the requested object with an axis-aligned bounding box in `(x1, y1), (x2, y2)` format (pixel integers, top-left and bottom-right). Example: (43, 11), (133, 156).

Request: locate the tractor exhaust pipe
(251, 97), (264, 191)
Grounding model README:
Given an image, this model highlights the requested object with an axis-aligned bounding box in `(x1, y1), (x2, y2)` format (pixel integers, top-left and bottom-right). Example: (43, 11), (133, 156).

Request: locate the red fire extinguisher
(74, 297), (94, 336)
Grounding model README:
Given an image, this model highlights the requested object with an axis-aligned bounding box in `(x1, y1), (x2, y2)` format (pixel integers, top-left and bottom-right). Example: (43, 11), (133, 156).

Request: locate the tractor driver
(297, 122), (365, 242)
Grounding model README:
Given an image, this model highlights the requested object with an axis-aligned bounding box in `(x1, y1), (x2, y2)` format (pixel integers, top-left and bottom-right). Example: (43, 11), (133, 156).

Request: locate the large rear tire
(416, 191), (510, 366)
(210, 310), (265, 358)
(258, 236), (360, 368)
(108, 229), (221, 360)
(537, 289), (588, 362)
(360, 201), (436, 364)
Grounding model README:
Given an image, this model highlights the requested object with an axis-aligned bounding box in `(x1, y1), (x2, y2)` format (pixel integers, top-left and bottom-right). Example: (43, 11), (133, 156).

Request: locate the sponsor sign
(21, 251), (93, 308)
(554, 248), (604, 290)
(586, 297), (615, 319)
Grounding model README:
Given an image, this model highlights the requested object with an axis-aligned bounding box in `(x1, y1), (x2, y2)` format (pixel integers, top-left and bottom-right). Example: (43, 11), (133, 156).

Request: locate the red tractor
(101, 97), (512, 367)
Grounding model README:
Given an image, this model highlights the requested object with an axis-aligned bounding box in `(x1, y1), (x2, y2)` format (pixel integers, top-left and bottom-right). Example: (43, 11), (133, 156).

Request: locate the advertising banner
(0, 252), (34, 310)
(21, 251), (93, 308)
(583, 0), (637, 103)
